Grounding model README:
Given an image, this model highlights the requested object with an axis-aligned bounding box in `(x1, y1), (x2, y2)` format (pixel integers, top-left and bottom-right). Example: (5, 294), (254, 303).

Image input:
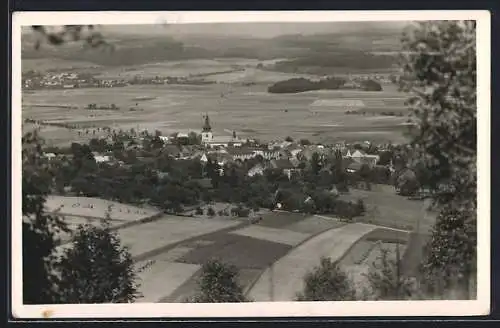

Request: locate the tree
(56, 217), (146, 303)
(22, 130), (69, 304)
(310, 152), (322, 175)
(206, 207), (216, 217)
(192, 260), (249, 302)
(363, 246), (416, 300)
(31, 25), (111, 50)
(299, 138), (311, 146)
(399, 21), (477, 297)
(285, 136), (294, 142)
(296, 257), (356, 301)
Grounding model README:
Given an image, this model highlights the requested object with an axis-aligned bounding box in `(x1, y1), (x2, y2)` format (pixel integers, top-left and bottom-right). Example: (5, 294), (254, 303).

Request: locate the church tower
(201, 114), (213, 144)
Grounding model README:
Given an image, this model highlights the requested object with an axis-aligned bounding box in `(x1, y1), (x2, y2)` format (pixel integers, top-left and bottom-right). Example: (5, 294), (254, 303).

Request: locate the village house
(270, 159), (299, 180)
(43, 152), (57, 161)
(94, 155), (111, 163)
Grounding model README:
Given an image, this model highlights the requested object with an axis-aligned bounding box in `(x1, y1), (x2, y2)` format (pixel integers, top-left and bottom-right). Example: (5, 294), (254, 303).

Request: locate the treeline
(268, 77), (382, 94)
(268, 77), (346, 94)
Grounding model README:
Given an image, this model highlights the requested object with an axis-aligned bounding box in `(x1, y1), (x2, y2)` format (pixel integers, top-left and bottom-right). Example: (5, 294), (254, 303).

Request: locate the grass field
(45, 195), (160, 222)
(23, 60), (410, 144)
(178, 233), (292, 270)
(116, 216), (241, 258)
(23, 58), (101, 72)
(340, 188), (436, 233)
(135, 260), (201, 303)
(247, 223), (377, 301)
(230, 225), (310, 246)
(286, 216), (346, 234)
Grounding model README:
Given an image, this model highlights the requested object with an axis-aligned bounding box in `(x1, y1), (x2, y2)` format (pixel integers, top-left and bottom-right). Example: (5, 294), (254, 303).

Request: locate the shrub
(356, 199), (366, 215)
(56, 218), (145, 303)
(206, 207), (216, 217)
(362, 247), (416, 300)
(296, 257), (356, 301)
(195, 207), (204, 215)
(191, 259), (250, 303)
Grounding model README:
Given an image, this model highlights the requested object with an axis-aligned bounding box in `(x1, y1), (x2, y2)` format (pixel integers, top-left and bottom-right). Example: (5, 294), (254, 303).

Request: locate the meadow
(23, 66), (410, 145)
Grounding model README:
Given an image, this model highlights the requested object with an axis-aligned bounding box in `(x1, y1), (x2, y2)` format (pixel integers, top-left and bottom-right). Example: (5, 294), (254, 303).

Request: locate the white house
(158, 135), (170, 143)
(43, 152), (57, 160)
(94, 155), (111, 163)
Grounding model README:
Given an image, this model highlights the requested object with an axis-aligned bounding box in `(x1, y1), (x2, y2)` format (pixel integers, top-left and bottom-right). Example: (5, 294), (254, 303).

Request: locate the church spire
(202, 113), (212, 132)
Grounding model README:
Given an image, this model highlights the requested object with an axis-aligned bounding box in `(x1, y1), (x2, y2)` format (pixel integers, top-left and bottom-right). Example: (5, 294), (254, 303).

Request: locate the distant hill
(22, 22), (405, 70)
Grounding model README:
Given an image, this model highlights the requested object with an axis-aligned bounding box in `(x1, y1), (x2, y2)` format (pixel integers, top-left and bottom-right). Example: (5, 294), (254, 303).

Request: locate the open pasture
(23, 72), (411, 144)
(283, 215), (346, 234)
(135, 260), (201, 303)
(340, 188), (436, 232)
(44, 195), (160, 222)
(178, 233), (292, 270)
(230, 225), (310, 246)
(22, 58), (101, 72)
(257, 211), (310, 229)
(116, 216), (241, 259)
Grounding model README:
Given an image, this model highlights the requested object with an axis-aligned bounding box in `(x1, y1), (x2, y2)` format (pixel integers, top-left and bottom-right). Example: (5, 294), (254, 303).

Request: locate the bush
(195, 207), (204, 215)
(56, 219), (144, 303)
(362, 247), (416, 300)
(230, 205), (250, 217)
(296, 257), (356, 301)
(356, 199), (366, 215)
(206, 207), (216, 217)
(192, 259), (250, 302)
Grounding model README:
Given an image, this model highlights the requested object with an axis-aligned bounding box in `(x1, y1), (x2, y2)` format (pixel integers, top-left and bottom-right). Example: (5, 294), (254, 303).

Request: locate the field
(23, 58), (101, 72)
(116, 216), (242, 259)
(247, 222), (377, 301)
(45, 194), (419, 302)
(339, 186), (437, 233)
(23, 59), (410, 145)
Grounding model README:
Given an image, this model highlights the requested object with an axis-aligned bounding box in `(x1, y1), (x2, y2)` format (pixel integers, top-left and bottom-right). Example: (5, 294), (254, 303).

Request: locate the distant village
(22, 67), (393, 91)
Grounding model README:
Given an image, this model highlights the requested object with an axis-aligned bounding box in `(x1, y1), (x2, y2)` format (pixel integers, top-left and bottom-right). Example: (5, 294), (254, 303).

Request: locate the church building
(201, 114), (244, 148)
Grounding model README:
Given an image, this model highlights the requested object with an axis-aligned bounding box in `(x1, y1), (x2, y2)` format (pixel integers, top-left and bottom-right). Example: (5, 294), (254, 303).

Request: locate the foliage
(195, 207), (204, 215)
(398, 20), (477, 295)
(206, 207), (216, 217)
(296, 257), (356, 301)
(56, 217), (145, 303)
(360, 79), (383, 91)
(192, 260), (249, 303)
(31, 25), (111, 50)
(22, 130), (69, 304)
(420, 207), (476, 297)
(363, 246), (416, 300)
(268, 76), (346, 94)
(299, 138), (311, 146)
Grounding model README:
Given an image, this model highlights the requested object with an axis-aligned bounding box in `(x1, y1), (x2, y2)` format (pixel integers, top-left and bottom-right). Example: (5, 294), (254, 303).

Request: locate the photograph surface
(11, 10), (490, 318)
